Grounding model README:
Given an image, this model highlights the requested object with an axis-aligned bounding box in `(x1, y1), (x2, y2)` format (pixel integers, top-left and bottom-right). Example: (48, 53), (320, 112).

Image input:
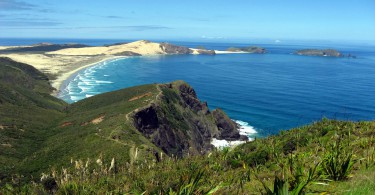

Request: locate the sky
(0, 0), (375, 42)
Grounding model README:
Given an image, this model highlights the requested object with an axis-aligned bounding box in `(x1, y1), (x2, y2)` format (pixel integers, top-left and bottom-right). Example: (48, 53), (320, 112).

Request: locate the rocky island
(226, 46), (266, 54)
(295, 49), (342, 57)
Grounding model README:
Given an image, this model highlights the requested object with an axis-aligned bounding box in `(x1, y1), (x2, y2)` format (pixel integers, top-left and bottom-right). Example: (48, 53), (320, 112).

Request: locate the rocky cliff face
(160, 43), (192, 54)
(132, 81), (246, 157)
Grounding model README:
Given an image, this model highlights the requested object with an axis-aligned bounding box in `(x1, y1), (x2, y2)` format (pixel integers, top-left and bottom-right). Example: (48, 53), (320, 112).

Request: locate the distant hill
(0, 43), (89, 54)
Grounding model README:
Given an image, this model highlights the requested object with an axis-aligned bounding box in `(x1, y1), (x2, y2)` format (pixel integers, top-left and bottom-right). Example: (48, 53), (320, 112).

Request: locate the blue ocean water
(55, 41), (375, 137)
(1, 38), (374, 137)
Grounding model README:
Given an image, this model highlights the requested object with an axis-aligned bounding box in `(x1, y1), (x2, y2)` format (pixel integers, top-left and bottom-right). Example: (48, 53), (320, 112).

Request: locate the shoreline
(50, 51), (248, 98)
(51, 55), (128, 97)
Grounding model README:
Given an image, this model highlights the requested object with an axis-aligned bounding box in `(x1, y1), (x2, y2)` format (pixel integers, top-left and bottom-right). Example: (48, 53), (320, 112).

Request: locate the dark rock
(132, 81), (245, 157)
(239, 135), (249, 141)
(178, 83), (209, 114)
(160, 43), (192, 54)
(212, 108), (241, 141)
(133, 105), (159, 135)
(194, 49), (216, 55)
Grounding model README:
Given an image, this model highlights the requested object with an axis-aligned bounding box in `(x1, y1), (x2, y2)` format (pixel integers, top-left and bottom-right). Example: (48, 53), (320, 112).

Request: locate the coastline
(51, 55), (128, 96)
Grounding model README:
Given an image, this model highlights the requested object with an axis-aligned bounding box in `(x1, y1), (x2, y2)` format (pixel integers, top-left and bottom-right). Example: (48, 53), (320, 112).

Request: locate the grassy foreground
(1, 119), (374, 194)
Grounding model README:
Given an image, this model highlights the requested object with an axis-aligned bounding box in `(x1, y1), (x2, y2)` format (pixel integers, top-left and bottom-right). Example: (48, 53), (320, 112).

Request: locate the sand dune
(48, 40), (166, 56)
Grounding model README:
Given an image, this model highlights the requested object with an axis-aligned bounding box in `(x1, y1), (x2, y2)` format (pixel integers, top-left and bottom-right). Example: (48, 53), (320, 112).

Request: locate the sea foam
(211, 120), (257, 148)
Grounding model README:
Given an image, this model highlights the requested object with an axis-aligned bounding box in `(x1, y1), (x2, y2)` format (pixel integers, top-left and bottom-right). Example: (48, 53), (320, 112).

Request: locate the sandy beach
(51, 55), (127, 94)
(0, 53), (120, 91)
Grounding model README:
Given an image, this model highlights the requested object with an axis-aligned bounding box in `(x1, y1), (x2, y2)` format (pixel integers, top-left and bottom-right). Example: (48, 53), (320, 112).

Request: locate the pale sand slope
(48, 40), (166, 56)
(0, 53), (116, 90)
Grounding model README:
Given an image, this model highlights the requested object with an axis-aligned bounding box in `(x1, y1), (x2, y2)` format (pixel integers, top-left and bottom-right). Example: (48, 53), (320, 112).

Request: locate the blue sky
(0, 0), (374, 42)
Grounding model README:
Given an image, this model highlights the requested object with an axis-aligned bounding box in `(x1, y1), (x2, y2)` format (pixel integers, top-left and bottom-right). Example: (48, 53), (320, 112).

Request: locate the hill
(0, 43), (89, 54)
(0, 57), (67, 181)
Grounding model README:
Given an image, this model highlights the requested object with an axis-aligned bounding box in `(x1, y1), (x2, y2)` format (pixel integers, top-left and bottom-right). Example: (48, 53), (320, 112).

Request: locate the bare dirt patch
(128, 92), (152, 102)
(61, 122), (73, 127)
(1, 143), (12, 147)
(91, 115), (105, 125)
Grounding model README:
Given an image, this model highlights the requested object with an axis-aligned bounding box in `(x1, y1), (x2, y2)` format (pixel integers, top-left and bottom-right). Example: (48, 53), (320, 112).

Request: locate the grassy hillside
(0, 57), (67, 182)
(1, 120), (374, 194)
(20, 83), (163, 180)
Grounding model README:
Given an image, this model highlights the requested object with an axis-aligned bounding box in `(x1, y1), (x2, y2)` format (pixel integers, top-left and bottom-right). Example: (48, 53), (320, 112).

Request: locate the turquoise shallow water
(56, 42), (375, 137)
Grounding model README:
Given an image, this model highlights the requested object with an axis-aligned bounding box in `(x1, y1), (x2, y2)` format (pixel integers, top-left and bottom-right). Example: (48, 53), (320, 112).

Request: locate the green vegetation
(1, 120), (375, 194)
(1, 57), (375, 194)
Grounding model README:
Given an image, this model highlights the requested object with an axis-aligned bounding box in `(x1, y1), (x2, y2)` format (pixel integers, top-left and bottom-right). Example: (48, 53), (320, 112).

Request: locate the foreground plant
(321, 134), (355, 181)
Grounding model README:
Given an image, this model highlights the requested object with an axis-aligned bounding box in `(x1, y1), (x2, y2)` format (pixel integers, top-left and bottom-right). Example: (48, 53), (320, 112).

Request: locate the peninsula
(0, 40), (215, 91)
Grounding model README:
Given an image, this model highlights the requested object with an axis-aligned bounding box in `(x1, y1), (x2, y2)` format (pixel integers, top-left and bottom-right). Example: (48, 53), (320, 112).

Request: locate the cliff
(132, 81), (246, 156)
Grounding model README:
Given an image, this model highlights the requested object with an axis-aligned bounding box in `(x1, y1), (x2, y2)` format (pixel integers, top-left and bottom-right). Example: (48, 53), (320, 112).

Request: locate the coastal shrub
(320, 136), (355, 181)
(41, 177), (58, 193)
(245, 148), (270, 167)
(282, 140), (297, 155)
(257, 155), (320, 195)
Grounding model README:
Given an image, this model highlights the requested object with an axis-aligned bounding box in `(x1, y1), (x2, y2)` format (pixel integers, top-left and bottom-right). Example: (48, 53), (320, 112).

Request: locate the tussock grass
(1, 119), (375, 194)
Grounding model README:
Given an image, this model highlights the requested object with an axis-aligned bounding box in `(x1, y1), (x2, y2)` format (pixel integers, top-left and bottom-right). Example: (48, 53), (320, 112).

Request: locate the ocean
(1, 38), (375, 138)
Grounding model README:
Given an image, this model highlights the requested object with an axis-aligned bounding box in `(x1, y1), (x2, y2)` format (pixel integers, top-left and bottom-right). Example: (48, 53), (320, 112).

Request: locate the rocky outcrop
(295, 49), (341, 57)
(192, 49), (216, 55)
(160, 43), (192, 54)
(227, 46), (266, 54)
(178, 83), (210, 114)
(132, 81), (246, 157)
(212, 109), (247, 141)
